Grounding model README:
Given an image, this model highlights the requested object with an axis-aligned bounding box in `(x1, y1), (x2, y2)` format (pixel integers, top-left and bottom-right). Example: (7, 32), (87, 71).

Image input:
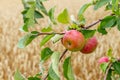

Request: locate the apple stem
(59, 49), (68, 61)
(43, 49), (68, 80)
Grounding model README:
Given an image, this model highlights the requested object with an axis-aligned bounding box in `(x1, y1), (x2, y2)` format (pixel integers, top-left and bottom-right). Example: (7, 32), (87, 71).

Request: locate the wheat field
(1, 0), (120, 80)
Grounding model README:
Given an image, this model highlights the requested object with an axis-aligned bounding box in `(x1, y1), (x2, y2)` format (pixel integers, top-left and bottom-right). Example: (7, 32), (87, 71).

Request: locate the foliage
(99, 49), (120, 80)
(15, 0), (120, 80)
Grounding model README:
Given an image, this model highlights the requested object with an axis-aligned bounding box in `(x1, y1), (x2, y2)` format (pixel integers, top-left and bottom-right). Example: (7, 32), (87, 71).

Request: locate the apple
(61, 30), (85, 51)
(98, 57), (109, 64)
(80, 36), (98, 54)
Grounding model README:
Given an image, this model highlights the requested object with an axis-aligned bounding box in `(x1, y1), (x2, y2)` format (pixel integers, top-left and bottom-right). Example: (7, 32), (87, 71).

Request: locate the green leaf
(63, 57), (75, 80)
(36, 0), (48, 15)
(78, 3), (91, 16)
(18, 32), (39, 48)
(57, 8), (70, 24)
(98, 16), (116, 34)
(112, 0), (119, 12)
(106, 69), (112, 80)
(40, 0), (48, 2)
(48, 6), (57, 24)
(41, 47), (53, 61)
(34, 10), (44, 18)
(117, 17), (120, 31)
(14, 70), (26, 80)
(100, 16), (116, 28)
(41, 25), (53, 32)
(40, 34), (55, 46)
(97, 26), (107, 35)
(26, 5), (35, 19)
(51, 34), (63, 43)
(78, 3), (91, 25)
(81, 29), (96, 39)
(107, 49), (113, 58)
(113, 61), (120, 74)
(21, 3), (36, 32)
(22, 0), (35, 8)
(105, 3), (112, 10)
(100, 63), (109, 72)
(78, 14), (86, 25)
(28, 76), (41, 80)
(48, 52), (60, 80)
(94, 0), (112, 10)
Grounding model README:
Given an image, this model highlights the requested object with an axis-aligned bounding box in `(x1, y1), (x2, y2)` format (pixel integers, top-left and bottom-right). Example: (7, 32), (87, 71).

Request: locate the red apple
(80, 36), (98, 54)
(61, 30), (85, 51)
(98, 56), (109, 64)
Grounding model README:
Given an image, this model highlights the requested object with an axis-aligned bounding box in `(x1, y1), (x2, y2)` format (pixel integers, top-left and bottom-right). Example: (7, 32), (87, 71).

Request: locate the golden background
(0, 0), (120, 80)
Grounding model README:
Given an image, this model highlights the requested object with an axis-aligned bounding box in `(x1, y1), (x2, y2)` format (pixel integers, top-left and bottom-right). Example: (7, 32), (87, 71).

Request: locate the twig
(104, 63), (112, 80)
(59, 49), (68, 61)
(83, 19), (102, 29)
(43, 49), (68, 80)
(38, 32), (65, 35)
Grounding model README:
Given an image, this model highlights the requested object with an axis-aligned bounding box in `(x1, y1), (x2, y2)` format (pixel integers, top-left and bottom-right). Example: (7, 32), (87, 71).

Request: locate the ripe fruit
(80, 36), (98, 54)
(98, 57), (109, 64)
(61, 30), (85, 51)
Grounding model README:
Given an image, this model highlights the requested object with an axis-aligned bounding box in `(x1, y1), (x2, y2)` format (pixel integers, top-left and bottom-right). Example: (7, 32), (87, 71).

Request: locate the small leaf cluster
(99, 49), (120, 80)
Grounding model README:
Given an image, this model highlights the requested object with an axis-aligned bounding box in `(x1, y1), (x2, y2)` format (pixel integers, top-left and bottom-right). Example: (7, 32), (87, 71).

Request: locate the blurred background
(1, 0), (120, 80)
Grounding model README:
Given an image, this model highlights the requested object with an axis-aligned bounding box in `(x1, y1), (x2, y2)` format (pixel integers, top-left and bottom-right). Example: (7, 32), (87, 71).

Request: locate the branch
(83, 19), (102, 29)
(43, 49), (68, 80)
(104, 63), (112, 80)
(59, 49), (68, 61)
(38, 32), (65, 35)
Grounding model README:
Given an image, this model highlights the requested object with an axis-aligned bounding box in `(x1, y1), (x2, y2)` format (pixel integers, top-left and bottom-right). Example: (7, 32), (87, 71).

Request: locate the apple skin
(98, 57), (109, 64)
(80, 36), (98, 54)
(61, 30), (85, 51)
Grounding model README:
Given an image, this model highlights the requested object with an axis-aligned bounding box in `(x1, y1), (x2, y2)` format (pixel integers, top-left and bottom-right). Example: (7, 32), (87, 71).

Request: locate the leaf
(63, 57), (75, 80)
(41, 47), (53, 61)
(40, 34), (55, 46)
(18, 32), (39, 48)
(98, 16), (116, 34)
(100, 16), (116, 28)
(34, 10), (44, 18)
(94, 0), (112, 10)
(51, 34), (63, 43)
(105, 3), (112, 10)
(78, 14), (86, 25)
(117, 17), (120, 31)
(57, 8), (70, 24)
(48, 6), (57, 24)
(21, 4), (36, 32)
(78, 3), (91, 25)
(100, 63), (109, 72)
(78, 3), (91, 16)
(113, 61), (120, 74)
(97, 26), (107, 35)
(41, 25), (53, 32)
(112, 0), (119, 12)
(107, 49), (113, 58)
(14, 70), (26, 80)
(40, 0), (48, 1)
(22, 0), (35, 8)
(48, 52), (60, 80)
(28, 76), (41, 80)
(106, 69), (112, 80)
(36, 0), (48, 15)
(81, 29), (96, 39)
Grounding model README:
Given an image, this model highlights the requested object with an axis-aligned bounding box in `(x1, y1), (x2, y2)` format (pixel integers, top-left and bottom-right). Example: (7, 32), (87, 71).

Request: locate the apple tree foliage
(15, 0), (120, 80)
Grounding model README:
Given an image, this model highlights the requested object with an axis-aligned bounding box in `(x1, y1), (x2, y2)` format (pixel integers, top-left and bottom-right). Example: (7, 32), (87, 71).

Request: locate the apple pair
(61, 30), (98, 54)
